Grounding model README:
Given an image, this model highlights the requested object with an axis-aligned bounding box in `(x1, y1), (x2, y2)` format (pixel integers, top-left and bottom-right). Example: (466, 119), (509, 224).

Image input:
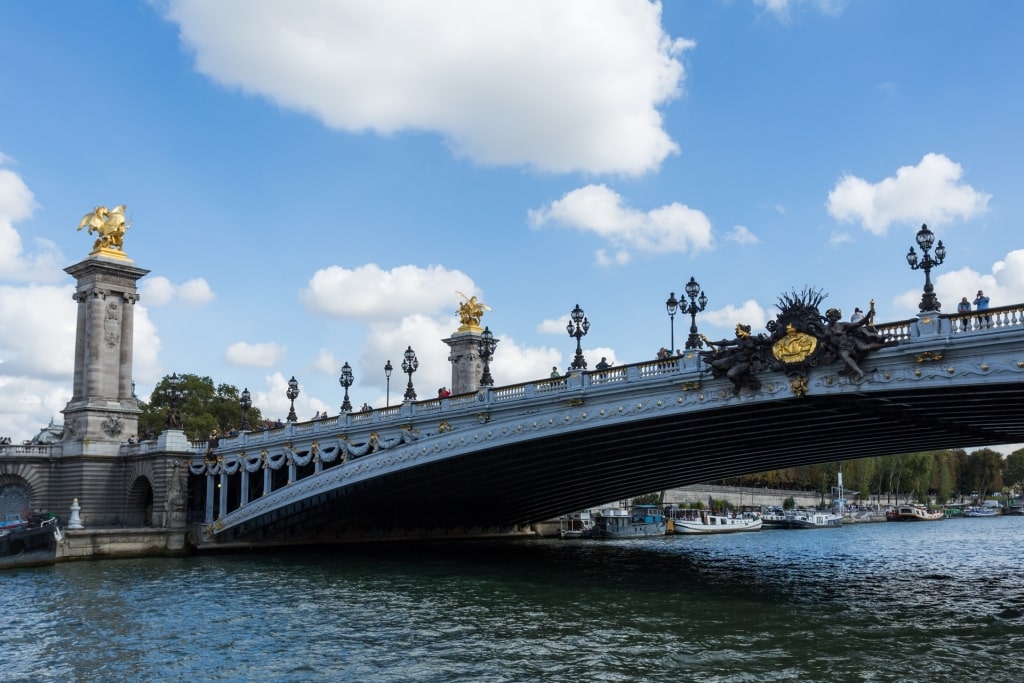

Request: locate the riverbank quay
(50, 523), (540, 563)
(57, 528), (190, 561)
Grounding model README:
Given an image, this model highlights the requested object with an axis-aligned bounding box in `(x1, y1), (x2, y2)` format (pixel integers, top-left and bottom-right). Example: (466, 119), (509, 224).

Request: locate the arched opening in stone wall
(0, 480), (32, 517)
(187, 473), (206, 523)
(126, 476), (154, 526)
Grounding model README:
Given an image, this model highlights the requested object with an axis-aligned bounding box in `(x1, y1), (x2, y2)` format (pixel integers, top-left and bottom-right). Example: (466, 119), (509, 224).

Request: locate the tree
(962, 448), (1004, 498)
(138, 374), (263, 442)
(1004, 448), (1024, 495)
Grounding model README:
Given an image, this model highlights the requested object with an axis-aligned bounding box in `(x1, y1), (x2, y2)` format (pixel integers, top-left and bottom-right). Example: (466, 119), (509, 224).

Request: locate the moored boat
(592, 504), (666, 538)
(762, 507), (842, 529)
(962, 506), (999, 518)
(558, 511), (595, 539)
(890, 505), (944, 521)
(672, 509), (762, 535)
(0, 513), (62, 569)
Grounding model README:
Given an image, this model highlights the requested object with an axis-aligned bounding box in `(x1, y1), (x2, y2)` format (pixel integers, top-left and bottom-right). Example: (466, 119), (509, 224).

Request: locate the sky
(2, 0), (1023, 447)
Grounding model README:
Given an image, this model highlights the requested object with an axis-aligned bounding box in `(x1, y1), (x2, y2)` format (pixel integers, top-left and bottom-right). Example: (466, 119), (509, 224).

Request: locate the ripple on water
(1, 519), (1021, 682)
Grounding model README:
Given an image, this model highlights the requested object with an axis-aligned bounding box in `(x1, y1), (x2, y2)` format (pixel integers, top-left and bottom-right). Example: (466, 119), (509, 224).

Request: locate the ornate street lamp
(683, 276), (709, 350)
(478, 326), (498, 387)
(906, 223), (946, 312)
(239, 387), (252, 431)
(338, 362), (354, 413)
(384, 360), (393, 407)
(286, 375), (299, 422)
(163, 372), (184, 429)
(665, 291), (679, 353)
(566, 304), (590, 370)
(401, 346), (419, 401)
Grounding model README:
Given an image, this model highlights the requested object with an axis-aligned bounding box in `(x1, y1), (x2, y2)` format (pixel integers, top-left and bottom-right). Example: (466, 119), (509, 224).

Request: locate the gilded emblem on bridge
(700, 288), (898, 396)
(772, 324), (818, 364)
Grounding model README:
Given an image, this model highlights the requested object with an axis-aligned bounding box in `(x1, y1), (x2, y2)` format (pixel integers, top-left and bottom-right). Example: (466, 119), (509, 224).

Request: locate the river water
(4, 517), (1022, 682)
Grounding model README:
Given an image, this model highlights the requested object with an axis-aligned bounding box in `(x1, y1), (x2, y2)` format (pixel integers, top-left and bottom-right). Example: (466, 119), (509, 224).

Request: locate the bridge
(192, 303), (1024, 544)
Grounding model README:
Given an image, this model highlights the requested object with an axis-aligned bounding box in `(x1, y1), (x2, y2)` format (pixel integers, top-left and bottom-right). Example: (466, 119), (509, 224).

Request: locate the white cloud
(140, 276), (175, 306)
(537, 316), (569, 335)
(131, 305), (163, 385)
(0, 376), (70, 446)
(225, 341), (287, 368)
(301, 263), (477, 321)
(701, 300), (770, 337)
(827, 153), (991, 235)
(529, 184), (713, 263)
(596, 249), (632, 266)
(754, 0), (846, 23)
(162, 0), (692, 176)
(178, 278), (215, 307)
(311, 348), (340, 376)
(0, 166), (63, 284)
(829, 231), (853, 246)
(895, 248), (1024, 317)
(139, 275), (215, 308)
(0, 284), (76, 377)
(727, 225), (759, 245)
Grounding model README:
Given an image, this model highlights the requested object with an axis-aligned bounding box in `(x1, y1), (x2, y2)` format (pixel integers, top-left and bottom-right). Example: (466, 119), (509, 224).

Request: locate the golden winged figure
(77, 205), (131, 253)
(456, 291), (491, 330)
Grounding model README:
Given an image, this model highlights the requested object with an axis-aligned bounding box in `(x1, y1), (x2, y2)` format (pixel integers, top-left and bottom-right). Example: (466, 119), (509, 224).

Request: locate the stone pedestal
(914, 310), (947, 338)
(157, 430), (192, 453)
(443, 331), (484, 395)
(62, 254), (149, 447)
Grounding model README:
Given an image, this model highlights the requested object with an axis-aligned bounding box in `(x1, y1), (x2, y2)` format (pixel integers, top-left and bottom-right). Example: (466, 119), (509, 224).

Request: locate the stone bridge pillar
(443, 330), (484, 395)
(62, 254), (149, 455)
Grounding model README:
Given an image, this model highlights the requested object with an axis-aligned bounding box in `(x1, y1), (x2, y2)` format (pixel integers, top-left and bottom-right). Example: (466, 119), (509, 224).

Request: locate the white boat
(962, 506), (999, 518)
(558, 511), (595, 539)
(891, 505), (945, 521)
(672, 509), (762, 535)
(762, 507), (842, 529)
(592, 504), (666, 538)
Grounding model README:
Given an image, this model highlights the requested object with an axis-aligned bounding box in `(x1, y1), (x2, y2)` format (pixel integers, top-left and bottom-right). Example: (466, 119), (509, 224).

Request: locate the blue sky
(2, 0), (1022, 445)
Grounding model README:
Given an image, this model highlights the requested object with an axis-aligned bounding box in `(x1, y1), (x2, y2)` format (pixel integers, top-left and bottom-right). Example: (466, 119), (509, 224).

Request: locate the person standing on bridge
(550, 366), (561, 378)
(595, 357), (612, 371)
(974, 290), (990, 328)
(957, 296), (972, 330)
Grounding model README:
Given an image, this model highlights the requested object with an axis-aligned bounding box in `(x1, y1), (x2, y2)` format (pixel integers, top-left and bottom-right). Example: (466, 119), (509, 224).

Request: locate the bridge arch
(126, 475), (154, 526)
(193, 304), (1024, 543)
(125, 457), (157, 526)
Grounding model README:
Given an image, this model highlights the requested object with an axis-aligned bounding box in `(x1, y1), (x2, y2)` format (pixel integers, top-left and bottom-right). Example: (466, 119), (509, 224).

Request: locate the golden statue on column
(456, 291), (491, 332)
(77, 205), (131, 260)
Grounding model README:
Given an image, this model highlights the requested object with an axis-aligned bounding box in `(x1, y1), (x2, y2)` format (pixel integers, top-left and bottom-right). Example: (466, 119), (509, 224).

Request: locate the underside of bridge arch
(231, 382), (1024, 542)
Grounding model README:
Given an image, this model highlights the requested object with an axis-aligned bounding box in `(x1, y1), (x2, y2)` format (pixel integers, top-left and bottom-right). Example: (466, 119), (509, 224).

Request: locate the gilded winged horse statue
(77, 205), (130, 253)
(456, 291), (491, 330)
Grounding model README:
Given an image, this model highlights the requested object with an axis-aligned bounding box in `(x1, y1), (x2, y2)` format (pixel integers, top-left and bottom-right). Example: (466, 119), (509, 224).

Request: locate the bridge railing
(0, 443), (59, 457)
(948, 303), (1023, 334)
(874, 303), (1024, 342)
(196, 302), (1024, 459)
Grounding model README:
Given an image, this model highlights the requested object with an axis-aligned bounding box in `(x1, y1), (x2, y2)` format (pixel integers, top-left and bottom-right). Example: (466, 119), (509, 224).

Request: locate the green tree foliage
(1004, 448), (1024, 491)
(714, 447), (1008, 506)
(137, 374), (263, 442)
(961, 448), (1004, 497)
